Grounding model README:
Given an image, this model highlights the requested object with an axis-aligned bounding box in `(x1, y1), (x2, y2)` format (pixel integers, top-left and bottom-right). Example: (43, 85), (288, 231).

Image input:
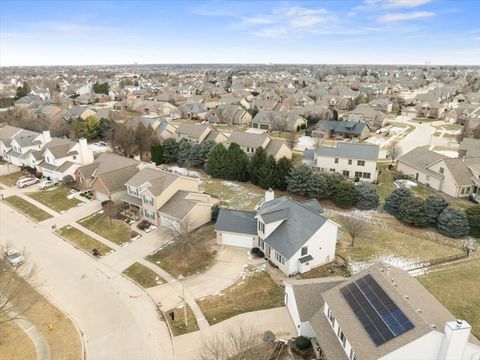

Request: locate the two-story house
(225, 132), (293, 160)
(304, 143), (379, 183)
(123, 167), (219, 231)
(215, 190), (339, 276)
(0, 128), (52, 167)
(285, 263), (480, 360)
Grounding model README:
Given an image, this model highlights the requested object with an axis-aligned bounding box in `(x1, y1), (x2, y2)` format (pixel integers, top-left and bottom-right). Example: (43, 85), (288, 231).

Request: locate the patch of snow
(394, 179), (417, 189)
(348, 255), (425, 275)
(246, 128), (267, 134)
(88, 143), (111, 153)
(294, 136), (315, 151)
(167, 166), (200, 178)
(433, 150), (458, 158)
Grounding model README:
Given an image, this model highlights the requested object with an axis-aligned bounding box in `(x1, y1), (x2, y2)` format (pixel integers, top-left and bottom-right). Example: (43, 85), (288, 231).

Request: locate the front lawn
(197, 271), (284, 325)
(164, 304), (199, 336)
(376, 163), (395, 203)
(418, 258), (480, 338)
(0, 313), (36, 360)
(146, 225), (217, 277)
(122, 262), (164, 288)
(300, 262), (350, 279)
(4, 195), (53, 222)
(57, 225), (113, 257)
(0, 171), (22, 187)
(28, 186), (82, 212)
(78, 212), (131, 245)
(200, 178), (264, 211)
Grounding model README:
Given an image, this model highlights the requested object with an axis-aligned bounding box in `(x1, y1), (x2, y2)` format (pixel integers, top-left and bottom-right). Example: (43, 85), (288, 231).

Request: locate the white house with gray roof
(305, 142), (379, 183)
(285, 263), (480, 360)
(215, 191), (339, 275)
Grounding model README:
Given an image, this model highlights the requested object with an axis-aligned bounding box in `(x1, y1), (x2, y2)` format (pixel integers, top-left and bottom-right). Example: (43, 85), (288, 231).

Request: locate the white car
(4, 249), (25, 266)
(16, 177), (40, 188)
(37, 179), (59, 190)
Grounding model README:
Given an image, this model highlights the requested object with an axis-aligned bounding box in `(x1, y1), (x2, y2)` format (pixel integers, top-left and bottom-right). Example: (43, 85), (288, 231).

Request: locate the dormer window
(439, 167), (444, 174)
(258, 221), (265, 233)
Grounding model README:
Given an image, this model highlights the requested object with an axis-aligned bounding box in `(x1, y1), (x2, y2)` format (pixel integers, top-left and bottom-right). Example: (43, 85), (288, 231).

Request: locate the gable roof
(215, 208), (257, 235)
(96, 166), (140, 194)
(315, 142), (379, 161)
(176, 124), (210, 139)
(76, 153), (140, 178)
(398, 147), (448, 178)
(258, 196), (328, 258)
(158, 190), (200, 219)
(0, 125), (22, 141)
(438, 157), (480, 186)
(126, 167), (179, 196)
(226, 132), (269, 149)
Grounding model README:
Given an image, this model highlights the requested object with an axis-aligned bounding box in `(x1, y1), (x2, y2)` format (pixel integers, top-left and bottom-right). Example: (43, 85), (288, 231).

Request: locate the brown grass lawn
(300, 262), (350, 279)
(147, 225), (217, 277)
(0, 171), (22, 187)
(122, 262), (164, 288)
(418, 258), (480, 338)
(201, 178), (264, 211)
(376, 164), (395, 203)
(79, 212), (131, 245)
(197, 271), (284, 325)
(0, 315), (37, 360)
(57, 225), (113, 257)
(4, 195), (53, 222)
(164, 304), (199, 336)
(28, 186), (82, 212)
(0, 260), (82, 360)
(411, 186), (472, 210)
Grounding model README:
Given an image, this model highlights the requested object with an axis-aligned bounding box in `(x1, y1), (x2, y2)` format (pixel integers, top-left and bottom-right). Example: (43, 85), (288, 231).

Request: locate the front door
(265, 244), (271, 257)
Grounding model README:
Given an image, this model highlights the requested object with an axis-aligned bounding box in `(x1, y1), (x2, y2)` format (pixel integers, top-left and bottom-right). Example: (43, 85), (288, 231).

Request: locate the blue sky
(1, 0), (479, 66)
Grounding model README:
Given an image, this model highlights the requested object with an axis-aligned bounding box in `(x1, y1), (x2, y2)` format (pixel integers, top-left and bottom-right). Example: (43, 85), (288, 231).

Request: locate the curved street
(0, 202), (174, 360)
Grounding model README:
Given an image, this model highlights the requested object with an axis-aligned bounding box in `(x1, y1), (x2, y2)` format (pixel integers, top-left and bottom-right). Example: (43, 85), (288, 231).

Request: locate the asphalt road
(0, 202), (174, 360)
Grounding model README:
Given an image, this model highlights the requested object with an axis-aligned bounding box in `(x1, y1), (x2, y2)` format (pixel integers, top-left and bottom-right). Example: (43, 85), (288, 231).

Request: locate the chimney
(438, 320), (471, 360)
(42, 130), (51, 144)
(265, 188), (274, 203)
(78, 138), (93, 164)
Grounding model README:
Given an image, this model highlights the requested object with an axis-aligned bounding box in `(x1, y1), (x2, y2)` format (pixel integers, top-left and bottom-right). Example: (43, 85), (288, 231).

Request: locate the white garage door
(95, 191), (110, 202)
(221, 233), (254, 248)
(161, 216), (180, 233)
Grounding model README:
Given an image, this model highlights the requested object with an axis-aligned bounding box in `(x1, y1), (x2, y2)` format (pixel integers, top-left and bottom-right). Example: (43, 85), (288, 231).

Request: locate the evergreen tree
(333, 181), (357, 208)
(150, 144), (163, 165)
(286, 165), (313, 196)
(325, 172), (345, 197)
(187, 143), (203, 167)
(225, 143), (250, 182)
(384, 188), (412, 216)
(399, 196), (429, 227)
(424, 194), (449, 225)
(273, 157), (293, 191)
(465, 205), (480, 238)
(437, 206), (470, 238)
(259, 155), (277, 189)
(177, 139), (193, 167)
(162, 138), (179, 163)
(249, 147), (268, 185)
(15, 82), (30, 99)
(355, 182), (379, 210)
(206, 143), (228, 178)
(308, 173), (329, 199)
(92, 82), (110, 95)
(198, 140), (215, 166)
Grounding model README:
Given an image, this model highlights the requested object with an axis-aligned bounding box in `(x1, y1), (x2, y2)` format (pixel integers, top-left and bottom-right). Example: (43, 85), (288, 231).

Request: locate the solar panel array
(340, 274), (414, 346)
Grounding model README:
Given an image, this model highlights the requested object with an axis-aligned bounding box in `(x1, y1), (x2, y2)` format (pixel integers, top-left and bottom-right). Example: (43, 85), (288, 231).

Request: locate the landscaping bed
(197, 270), (284, 325)
(146, 225), (217, 277)
(28, 186), (82, 212)
(78, 212), (132, 245)
(418, 258), (480, 338)
(57, 225), (113, 257)
(164, 304), (199, 336)
(4, 195), (53, 222)
(122, 262), (164, 288)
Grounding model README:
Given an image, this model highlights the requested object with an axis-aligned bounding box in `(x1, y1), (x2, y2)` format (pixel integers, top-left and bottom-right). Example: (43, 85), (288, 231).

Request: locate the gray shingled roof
(77, 153), (140, 178)
(126, 168), (179, 196)
(0, 125), (22, 140)
(258, 196), (328, 258)
(158, 190), (198, 219)
(398, 147), (447, 179)
(176, 124), (210, 139)
(226, 132), (269, 149)
(312, 120), (366, 136)
(98, 166), (140, 194)
(315, 142), (379, 161)
(215, 208), (257, 235)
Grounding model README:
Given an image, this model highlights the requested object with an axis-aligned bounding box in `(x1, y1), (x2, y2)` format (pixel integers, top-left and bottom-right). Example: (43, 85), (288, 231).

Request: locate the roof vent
(380, 268), (384, 272)
(404, 295), (409, 300)
(431, 324), (436, 329)
(456, 319), (463, 327)
(417, 308), (422, 313)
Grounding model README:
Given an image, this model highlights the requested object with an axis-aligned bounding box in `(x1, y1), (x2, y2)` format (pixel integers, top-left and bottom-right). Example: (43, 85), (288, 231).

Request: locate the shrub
(384, 188), (412, 216)
(424, 194), (449, 225)
(308, 173), (329, 199)
(333, 181), (357, 208)
(355, 182), (379, 210)
(211, 206), (220, 222)
(286, 165), (313, 196)
(437, 206), (470, 238)
(465, 205), (480, 238)
(399, 196), (429, 227)
(251, 247), (260, 254)
(295, 336), (312, 351)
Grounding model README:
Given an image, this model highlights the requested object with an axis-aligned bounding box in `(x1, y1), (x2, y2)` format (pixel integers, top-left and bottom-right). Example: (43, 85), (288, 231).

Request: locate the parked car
(4, 249), (25, 266)
(16, 177), (39, 188)
(37, 179), (59, 190)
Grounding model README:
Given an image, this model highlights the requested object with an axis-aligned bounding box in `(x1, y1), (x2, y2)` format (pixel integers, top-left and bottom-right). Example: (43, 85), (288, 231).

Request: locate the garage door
(95, 191), (110, 202)
(221, 232), (254, 248)
(161, 216), (180, 233)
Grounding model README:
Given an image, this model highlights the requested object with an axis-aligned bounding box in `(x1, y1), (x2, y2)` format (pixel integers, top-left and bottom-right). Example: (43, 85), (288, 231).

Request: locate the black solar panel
(340, 274), (414, 346)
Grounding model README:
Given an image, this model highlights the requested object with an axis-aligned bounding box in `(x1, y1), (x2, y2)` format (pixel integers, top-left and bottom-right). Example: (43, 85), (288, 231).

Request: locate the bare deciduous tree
(387, 142), (402, 163)
(200, 325), (272, 360)
(342, 217), (368, 247)
(102, 200), (116, 225)
(0, 246), (39, 326)
(165, 217), (196, 248)
(286, 132), (296, 149)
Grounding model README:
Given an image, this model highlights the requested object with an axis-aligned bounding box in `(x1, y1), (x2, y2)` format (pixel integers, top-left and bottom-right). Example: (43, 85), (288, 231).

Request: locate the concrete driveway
(0, 202), (174, 360)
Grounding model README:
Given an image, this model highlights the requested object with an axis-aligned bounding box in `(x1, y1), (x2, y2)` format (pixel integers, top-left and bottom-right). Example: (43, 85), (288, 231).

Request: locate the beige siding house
(226, 131), (293, 160)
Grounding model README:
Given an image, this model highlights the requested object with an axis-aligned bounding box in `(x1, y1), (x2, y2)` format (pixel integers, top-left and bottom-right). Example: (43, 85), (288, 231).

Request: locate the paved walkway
(8, 307), (51, 360)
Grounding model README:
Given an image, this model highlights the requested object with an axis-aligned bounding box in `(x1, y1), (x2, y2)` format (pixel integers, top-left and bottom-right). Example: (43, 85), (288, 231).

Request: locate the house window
(350, 349), (357, 360)
(328, 308), (335, 327)
(461, 187), (465, 195)
(334, 158), (339, 164)
(363, 172), (371, 179)
(258, 221), (265, 233)
(357, 160), (365, 166)
(355, 171), (363, 179)
(275, 252), (286, 265)
(73, 155), (77, 160)
(439, 167), (444, 174)
(338, 328), (346, 347)
(301, 246), (308, 256)
(348, 159), (352, 165)
(330, 168), (335, 172)
(343, 170), (349, 177)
